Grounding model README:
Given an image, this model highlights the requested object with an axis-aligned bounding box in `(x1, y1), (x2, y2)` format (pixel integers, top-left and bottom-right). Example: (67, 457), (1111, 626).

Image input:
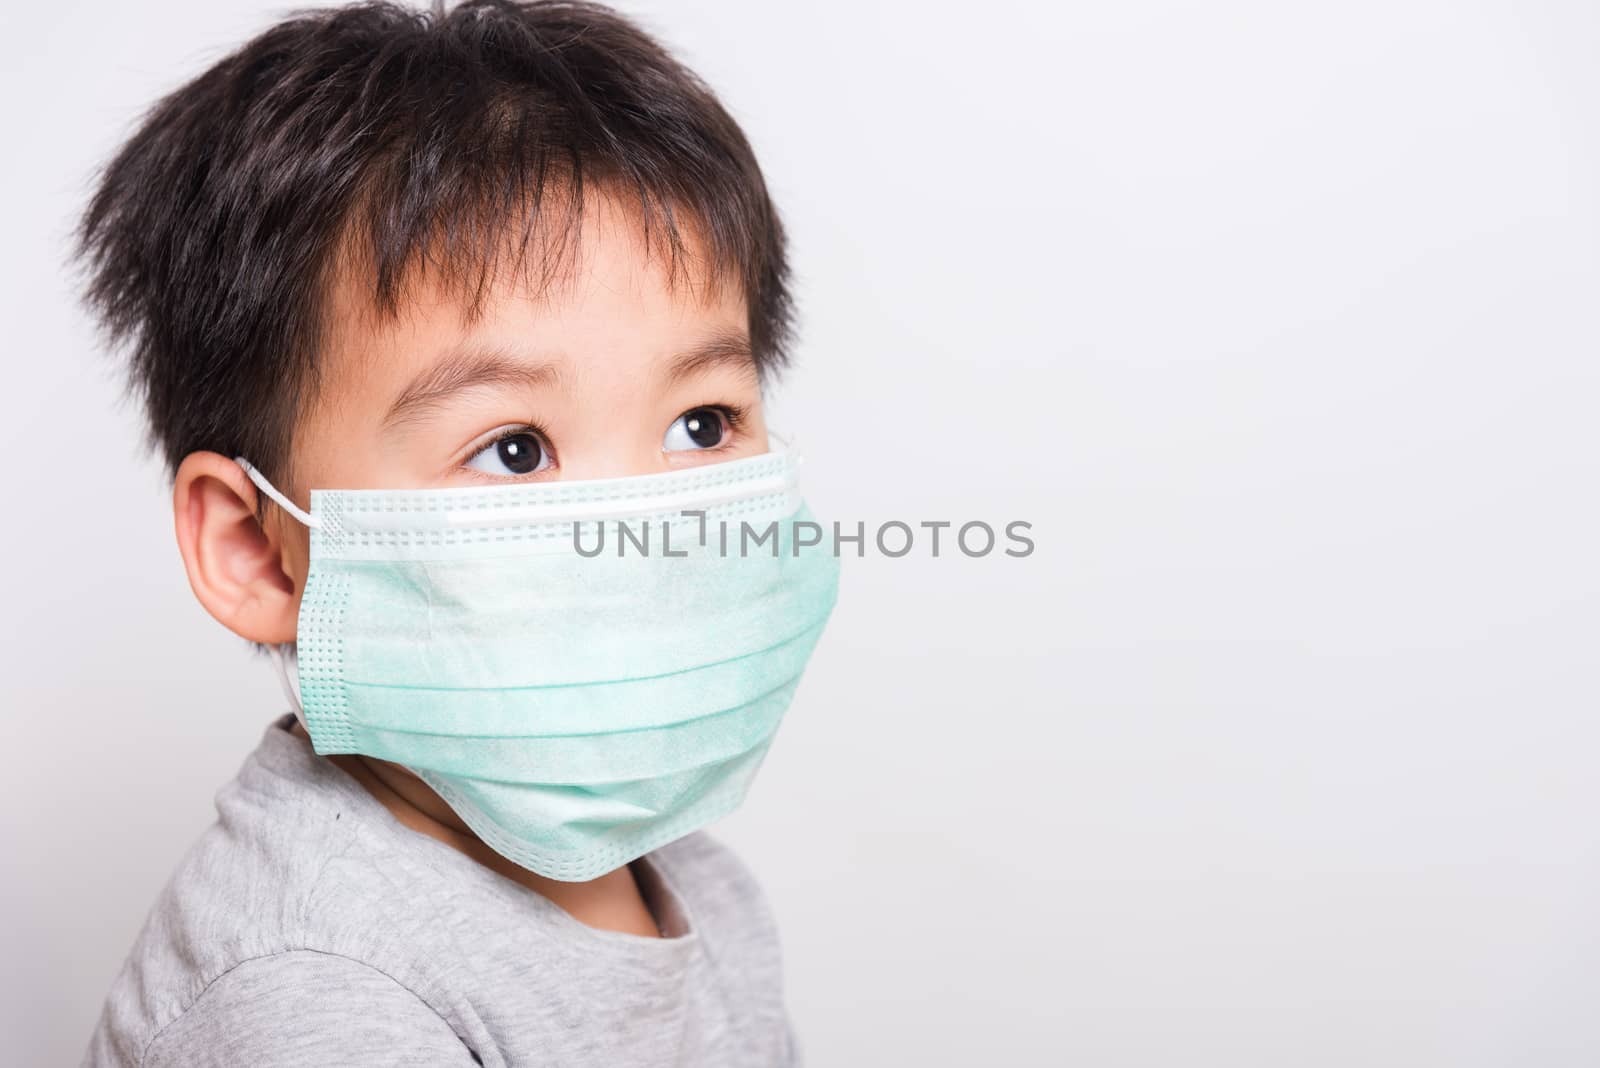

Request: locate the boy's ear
(172, 451), (301, 645)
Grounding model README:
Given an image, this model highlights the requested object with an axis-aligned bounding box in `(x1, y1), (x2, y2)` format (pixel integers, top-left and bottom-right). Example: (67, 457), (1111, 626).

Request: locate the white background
(3, 2), (1598, 1065)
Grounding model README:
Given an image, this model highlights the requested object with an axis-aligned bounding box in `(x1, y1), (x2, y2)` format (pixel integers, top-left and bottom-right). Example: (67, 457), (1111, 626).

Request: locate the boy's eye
(465, 430), (552, 476)
(663, 407), (728, 452)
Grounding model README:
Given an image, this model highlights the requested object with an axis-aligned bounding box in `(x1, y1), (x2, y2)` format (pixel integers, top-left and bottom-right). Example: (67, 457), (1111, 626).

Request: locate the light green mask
(237, 445), (839, 882)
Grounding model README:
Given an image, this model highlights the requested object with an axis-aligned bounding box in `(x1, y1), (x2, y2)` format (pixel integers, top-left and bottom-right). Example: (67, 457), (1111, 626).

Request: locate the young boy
(73, 2), (838, 1064)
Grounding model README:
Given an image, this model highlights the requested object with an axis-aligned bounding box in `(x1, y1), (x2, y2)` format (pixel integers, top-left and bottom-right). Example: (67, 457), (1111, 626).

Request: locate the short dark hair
(73, 0), (794, 482)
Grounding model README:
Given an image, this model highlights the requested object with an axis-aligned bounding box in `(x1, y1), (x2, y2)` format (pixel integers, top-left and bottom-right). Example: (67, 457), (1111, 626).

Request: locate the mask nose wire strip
(234, 457), (320, 530)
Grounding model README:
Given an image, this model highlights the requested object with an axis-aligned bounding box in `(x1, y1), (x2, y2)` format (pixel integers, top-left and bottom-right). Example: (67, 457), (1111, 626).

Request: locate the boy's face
(276, 188), (768, 584)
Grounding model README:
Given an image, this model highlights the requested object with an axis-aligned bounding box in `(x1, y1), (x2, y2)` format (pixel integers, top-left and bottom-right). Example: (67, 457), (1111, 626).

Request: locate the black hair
(72, 0), (794, 483)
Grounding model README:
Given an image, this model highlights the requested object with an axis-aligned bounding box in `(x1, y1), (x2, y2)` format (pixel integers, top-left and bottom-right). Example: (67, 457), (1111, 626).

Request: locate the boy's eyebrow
(665, 329), (757, 386)
(383, 344), (562, 430)
(383, 329), (756, 430)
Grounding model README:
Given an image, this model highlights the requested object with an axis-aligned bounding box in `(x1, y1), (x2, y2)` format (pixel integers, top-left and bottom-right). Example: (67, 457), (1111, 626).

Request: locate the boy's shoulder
(90, 949), (470, 1067)
(82, 717), (467, 1065)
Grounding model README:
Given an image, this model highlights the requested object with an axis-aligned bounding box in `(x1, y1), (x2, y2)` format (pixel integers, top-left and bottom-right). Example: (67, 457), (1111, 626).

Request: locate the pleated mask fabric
(236, 444), (840, 881)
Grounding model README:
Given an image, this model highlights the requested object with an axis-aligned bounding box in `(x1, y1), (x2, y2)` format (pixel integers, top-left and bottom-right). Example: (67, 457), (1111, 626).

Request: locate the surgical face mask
(237, 443), (839, 882)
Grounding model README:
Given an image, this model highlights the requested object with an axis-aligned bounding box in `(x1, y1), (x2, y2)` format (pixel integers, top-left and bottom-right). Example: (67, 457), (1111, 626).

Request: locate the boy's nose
(554, 439), (672, 483)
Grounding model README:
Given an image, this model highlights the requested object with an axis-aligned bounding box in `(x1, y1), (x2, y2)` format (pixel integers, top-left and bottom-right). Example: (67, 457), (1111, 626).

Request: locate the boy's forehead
(317, 187), (750, 403)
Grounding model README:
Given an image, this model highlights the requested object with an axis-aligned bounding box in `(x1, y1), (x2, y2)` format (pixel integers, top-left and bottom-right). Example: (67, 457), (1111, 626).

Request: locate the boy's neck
(292, 721), (663, 938)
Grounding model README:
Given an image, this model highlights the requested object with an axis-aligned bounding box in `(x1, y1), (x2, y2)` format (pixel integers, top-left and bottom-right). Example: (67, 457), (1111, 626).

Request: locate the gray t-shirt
(82, 715), (798, 1067)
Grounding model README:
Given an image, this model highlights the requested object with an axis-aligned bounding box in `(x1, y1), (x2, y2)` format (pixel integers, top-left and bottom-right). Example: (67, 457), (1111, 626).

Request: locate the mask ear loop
(234, 458), (317, 732)
(235, 457), (320, 529)
(767, 428), (803, 468)
(268, 643), (309, 732)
